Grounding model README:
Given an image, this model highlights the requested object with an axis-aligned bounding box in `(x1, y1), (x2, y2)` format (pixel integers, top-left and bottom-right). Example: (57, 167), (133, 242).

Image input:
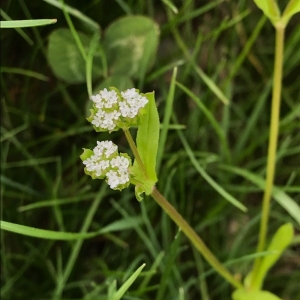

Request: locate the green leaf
(246, 223), (293, 290)
(134, 184), (146, 202)
(86, 32), (101, 97)
(100, 217), (144, 234)
(137, 92), (160, 182)
(282, 0), (300, 25)
(108, 280), (117, 299)
(47, 28), (102, 83)
(0, 220), (99, 240)
(253, 0), (281, 23)
(103, 16), (159, 80)
(232, 289), (281, 300)
(80, 148), (93, 160)
(162, 0), (178, 14)
(219, 165), (300, 225)
(131, 92), (160, 198)
(174, 128), (247, 212)
(0, 67), (49, 81)
(0, 19), (57, 28)
(156, 67), (177, 172)
(1, 217), (143, 240)
(42, 0), (100, 32)
(111, 263), (146, 300)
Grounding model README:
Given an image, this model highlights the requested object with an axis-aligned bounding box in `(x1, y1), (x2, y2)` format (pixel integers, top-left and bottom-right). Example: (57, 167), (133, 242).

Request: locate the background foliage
(1, 0), (299, 299)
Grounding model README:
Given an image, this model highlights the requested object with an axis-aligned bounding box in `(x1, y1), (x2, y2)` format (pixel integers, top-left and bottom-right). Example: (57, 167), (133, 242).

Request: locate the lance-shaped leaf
(282, 0), (300, 25)
(232, 289), (281, 300)
(131, 92), (160, 200)
(253, 0), (281, 23)
(111, 263), (146, 300)
(245, 223), (294, 290)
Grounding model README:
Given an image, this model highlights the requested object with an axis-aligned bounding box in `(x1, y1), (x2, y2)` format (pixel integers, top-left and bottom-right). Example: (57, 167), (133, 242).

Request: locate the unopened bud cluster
(81, 141), (132, 190)
(88, 87), (148, 132)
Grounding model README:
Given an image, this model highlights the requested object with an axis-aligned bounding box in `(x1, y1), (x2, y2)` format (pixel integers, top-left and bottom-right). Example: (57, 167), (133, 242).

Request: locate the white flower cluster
(89, 88), (148, 132)
(82, 141), (131, 190)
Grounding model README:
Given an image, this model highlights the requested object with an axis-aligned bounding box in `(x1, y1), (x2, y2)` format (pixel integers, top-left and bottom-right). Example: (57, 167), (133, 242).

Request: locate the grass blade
(174, 117), (247, 212)
(0, 19), (57, 28)
(220, 165), (300, 225)
(112, 263), (146, 300)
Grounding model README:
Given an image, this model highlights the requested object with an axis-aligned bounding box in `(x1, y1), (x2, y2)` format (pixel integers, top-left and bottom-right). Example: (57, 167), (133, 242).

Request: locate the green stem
(251, 22), (285, 289)
(151, 187), (243, 289)
(123, 128), (148, 179)
(59, 0), (87, 61)
(123, 128), (241, 288)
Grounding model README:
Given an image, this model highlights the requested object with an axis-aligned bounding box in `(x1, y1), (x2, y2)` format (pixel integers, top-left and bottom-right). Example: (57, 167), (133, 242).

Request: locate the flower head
(80, 141), (132, 190)
(87, 87), (148, 132)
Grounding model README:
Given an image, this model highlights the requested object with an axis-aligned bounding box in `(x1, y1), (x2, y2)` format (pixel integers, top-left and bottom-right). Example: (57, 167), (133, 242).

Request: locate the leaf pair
(253, 0), (300, 26)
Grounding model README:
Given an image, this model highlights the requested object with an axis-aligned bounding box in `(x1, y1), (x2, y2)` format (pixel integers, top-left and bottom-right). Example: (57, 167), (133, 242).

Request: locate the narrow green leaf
(0, 19), (57, 28)
(136, 251), (165, 295)
(42, 0), (100, 31)
(176, 80), (230, 159)
(0, 217), (142, 240)
(193, 65), (229, 105)
(247, 223), (293, 290)
(162, 0), (178, 14)
(156, 231), (181, 300)
(220, 165), (300, 225)
(0, 220), (99, 240)
(131, 91), (160, 198)
(156, 67), (177, 172)
(0, 9), (33, 44)
(253, 0), (281, 23)
(174, 124), (247, 212)
(86, 32), (101, 97)
(108, 280), (117, 299)
(99, 217), (143, 234)
(112, 263), (146, 300)
(282, 0), (300, 25)
(1, 175), (41, 196)
(260, 223), (293, 274)
(0, 67), (49, 81)
(232, 289), (281, 300)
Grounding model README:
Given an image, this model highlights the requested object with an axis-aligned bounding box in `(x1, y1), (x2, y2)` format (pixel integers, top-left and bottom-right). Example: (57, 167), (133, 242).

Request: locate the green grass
(1, 0), (300, 299)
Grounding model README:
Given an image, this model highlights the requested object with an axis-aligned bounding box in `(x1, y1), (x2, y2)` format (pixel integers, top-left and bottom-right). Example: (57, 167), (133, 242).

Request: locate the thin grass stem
(151, 187), (243, 289)
(251, 22), (286, 289)
(124, 128), (242, 288)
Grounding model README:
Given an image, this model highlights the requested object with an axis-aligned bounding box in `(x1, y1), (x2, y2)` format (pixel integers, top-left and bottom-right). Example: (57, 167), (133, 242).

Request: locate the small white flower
(88, 87), (149, 132)
(94, 141), (117, 157)
(81, 141), (132, 190)
(111, 156), (130, 170)
(106, 170), (120, 189)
